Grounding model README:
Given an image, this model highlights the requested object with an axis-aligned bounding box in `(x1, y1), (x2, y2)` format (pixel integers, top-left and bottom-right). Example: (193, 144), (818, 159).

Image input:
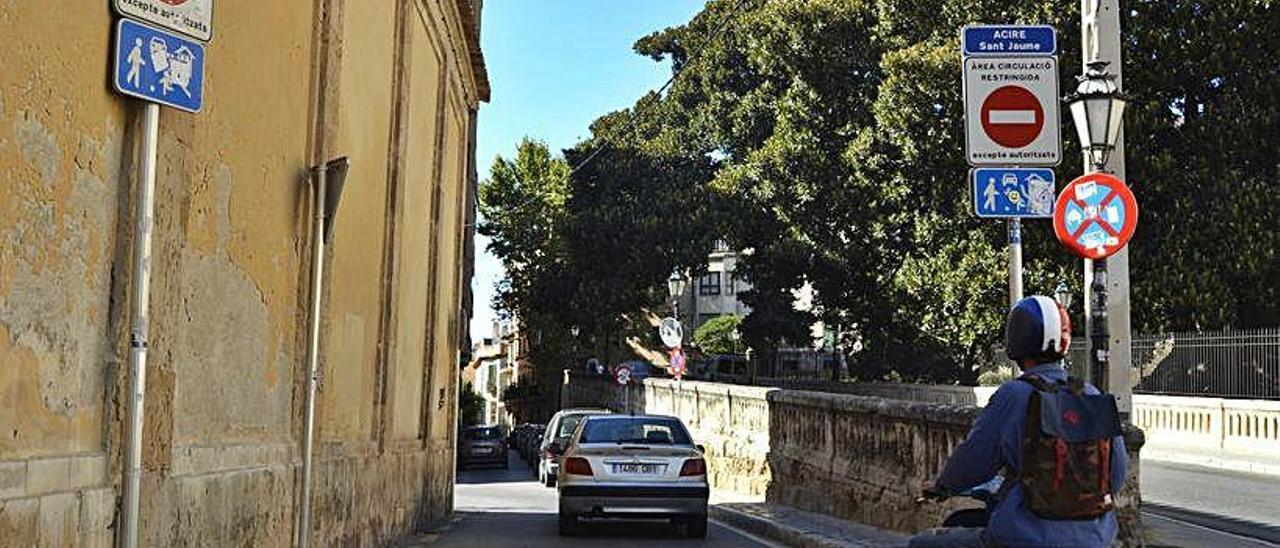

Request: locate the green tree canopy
(693, 314), (744, 355)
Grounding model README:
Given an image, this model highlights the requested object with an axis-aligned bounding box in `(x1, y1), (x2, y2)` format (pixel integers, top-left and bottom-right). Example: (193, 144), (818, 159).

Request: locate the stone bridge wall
(565, 375), (1143, 543)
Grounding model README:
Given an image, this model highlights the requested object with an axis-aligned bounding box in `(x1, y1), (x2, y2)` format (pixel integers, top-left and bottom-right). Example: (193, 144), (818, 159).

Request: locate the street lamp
(666, 270), (687, 302)
(1066, 60), (1129, 171)
(1054, 280), (1073, 310)
(666, 269), (687, 320)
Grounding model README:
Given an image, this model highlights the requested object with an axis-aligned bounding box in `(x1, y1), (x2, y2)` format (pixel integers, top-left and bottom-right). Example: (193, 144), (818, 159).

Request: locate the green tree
(693, 314), (744, 354)
(459, 381), (484, 427)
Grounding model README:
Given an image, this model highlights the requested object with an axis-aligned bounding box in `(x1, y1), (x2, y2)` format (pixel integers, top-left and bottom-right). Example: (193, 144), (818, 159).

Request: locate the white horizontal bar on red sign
(988, 110), (1037, 124)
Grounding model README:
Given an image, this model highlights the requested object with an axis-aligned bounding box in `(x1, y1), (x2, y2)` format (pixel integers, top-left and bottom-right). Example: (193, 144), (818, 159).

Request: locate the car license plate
(611, 463), (662, 474)
(472, 447), (493, 455)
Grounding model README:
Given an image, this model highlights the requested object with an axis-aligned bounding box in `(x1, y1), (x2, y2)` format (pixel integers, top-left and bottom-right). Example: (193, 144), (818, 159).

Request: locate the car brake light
(680, 458), (706, 477)
(563, 457), (593, 476)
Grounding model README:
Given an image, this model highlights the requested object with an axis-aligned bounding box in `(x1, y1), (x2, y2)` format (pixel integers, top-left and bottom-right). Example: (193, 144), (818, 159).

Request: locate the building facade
(0, 0), (486, 545)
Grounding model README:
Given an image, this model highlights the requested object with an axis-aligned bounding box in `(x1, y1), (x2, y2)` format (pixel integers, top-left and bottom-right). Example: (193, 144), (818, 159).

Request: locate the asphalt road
(412, 450), (779, 547)
(1142, 460), (1280, 547)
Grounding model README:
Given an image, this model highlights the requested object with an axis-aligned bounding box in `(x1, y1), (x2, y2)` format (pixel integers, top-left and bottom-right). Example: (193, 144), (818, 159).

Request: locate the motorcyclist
(910, 295), (1129, 548)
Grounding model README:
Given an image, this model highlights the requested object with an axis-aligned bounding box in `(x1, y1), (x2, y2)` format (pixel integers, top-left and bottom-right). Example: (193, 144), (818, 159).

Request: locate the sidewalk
(1143, 444), (1280, 476)
(710, 501), (908, 548)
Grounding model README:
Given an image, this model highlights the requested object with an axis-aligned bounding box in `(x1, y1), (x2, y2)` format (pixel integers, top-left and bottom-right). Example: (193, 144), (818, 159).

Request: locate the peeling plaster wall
(0, 0), (485, 545)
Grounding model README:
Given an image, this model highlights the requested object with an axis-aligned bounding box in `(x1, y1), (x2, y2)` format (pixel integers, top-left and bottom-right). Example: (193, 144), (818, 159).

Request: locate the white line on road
(1144, 511), (1280, 547)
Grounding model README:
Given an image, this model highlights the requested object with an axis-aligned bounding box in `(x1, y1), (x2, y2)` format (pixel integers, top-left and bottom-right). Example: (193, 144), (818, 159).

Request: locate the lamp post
(667, 270), (688, 344)
(1066, 57), (1129, 412)
(1055, 280), (1074, 374)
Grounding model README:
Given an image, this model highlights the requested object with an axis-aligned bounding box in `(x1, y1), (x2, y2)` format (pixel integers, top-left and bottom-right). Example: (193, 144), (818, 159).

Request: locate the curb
(710, 505), (906, 548)
(1143, 449), (1280, 477)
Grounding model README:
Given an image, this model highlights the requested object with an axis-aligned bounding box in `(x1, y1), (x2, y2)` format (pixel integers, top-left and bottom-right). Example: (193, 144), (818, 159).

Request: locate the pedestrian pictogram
(972, 168), (1055, 218)
(1053, 173), (1138, 260)
(113, 19), (205, 113)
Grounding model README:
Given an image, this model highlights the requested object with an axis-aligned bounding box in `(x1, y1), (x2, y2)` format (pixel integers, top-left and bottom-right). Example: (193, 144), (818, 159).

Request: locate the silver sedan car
(556, 414), (709, 537)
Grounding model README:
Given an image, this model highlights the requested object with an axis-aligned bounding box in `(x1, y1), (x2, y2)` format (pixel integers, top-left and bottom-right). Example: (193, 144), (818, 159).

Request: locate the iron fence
(1068, 327), (1280, 400)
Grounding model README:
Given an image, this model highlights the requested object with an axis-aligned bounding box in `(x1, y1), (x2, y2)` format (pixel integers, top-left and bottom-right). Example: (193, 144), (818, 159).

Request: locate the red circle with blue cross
(1053, 173), (1138, 260)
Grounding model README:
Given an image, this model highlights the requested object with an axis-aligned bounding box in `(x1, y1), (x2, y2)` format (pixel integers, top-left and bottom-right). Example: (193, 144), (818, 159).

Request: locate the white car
(539, 408), (610, 487)
(556, 414), (709, 537)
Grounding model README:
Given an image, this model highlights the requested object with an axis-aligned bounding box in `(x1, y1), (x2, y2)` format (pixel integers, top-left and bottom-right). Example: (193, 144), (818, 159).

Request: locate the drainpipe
(297, 164), (326, 548)
(296, 157), (348, 548)
(120, 102), (160, 548)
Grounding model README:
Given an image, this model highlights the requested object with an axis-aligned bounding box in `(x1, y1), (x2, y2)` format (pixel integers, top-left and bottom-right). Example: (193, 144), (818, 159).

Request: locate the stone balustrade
(563, 374), (1144, 544)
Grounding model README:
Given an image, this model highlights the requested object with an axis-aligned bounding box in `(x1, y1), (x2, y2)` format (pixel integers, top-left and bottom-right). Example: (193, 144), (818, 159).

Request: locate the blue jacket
(935, 363), (1129, 548)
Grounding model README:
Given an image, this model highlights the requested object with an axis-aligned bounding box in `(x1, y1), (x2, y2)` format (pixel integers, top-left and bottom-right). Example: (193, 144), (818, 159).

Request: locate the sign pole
(1081, 0), (1132, 419)
(1007, 218), (1023, 307)
(121, 102), (160, 548)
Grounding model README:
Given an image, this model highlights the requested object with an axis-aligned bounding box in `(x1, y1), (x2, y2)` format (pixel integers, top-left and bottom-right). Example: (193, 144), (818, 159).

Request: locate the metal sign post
(111, 14), (209, 547)
(1053, 172), (1138, 414)
(120, 102), (159, 548)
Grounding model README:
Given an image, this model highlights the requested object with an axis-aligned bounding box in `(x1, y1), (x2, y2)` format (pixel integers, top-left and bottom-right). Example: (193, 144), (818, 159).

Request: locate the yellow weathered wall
(319, 0), (399, 443)
(390, 11), (445, 440)
(0, 2), (123, 462)
(0, 0), (485, 544)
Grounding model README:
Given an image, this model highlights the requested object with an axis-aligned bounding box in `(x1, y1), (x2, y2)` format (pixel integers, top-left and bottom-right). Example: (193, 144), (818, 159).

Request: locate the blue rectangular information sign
(963, 25), (1057, 56)
(972, 168), (1056, 218)
(113, 18), (205, 113)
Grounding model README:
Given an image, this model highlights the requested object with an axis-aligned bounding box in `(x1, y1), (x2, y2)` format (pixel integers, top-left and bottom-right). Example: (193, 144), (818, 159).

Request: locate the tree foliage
(482, 0), (1280, 384)
(693, 314), (743, 355)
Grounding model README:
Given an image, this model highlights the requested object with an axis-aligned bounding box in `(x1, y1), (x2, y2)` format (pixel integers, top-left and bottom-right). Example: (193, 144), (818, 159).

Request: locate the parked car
(556, 414), (709, 537)
(539, 408), (611, 487)
(526, 428), (545, 471)
(458, 425), (508, 469)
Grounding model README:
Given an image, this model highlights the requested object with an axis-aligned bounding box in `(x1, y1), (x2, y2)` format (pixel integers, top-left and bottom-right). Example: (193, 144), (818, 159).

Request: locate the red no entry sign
(963, 56), (1060, 165)
(1053, 173), (1138, 260)
(981, 86), (1044, 148)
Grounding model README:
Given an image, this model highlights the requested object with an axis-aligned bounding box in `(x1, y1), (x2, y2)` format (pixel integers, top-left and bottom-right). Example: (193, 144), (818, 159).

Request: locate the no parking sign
(1053, 173), (1138, 260)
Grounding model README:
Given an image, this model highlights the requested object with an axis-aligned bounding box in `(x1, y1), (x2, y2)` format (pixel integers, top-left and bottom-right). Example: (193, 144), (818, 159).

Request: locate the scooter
(917, 476), (1004, 528)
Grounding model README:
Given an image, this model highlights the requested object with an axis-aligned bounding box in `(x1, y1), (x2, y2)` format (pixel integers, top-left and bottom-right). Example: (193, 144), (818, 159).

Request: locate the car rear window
(579, 418), (692, 445)
(555, 414), (589, 439)
(463, 427), (502, 441)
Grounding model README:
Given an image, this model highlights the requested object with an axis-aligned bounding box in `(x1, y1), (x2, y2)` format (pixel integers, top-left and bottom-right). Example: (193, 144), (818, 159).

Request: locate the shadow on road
(456, 452), (540, 485)
(1145, 502), (1280, 546)
(422, 511), (731, 546)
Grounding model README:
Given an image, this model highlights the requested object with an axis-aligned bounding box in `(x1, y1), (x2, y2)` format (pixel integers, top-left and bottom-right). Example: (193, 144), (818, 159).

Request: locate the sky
(471, 0), (706, 342)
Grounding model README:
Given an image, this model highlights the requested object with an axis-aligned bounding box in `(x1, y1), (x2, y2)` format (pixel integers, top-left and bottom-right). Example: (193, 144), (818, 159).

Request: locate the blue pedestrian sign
(113, 18), (205, 113)
(962, 25), (1057, 56)
(972, 168), (1056, 218)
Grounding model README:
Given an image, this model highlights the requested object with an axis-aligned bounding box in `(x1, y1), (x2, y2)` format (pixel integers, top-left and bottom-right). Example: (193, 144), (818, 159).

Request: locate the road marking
(1145, 511), (1280, 547)
(710, 518), (788, 548)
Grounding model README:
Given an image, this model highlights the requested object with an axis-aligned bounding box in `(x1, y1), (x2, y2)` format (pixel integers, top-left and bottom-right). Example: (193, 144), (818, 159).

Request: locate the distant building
(682, 240), (753, 329)
(468, 322), (517, 427)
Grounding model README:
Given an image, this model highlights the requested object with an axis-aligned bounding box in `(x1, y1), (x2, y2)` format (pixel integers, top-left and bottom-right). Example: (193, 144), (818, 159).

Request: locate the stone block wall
(565, 375), (1144, 544)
